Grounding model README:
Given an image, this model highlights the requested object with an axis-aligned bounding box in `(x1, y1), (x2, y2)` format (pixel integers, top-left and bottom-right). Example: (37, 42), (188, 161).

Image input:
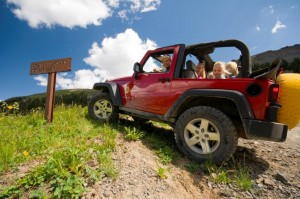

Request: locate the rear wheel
(88, 93), (119, 122)
(175, 106), (237, 164)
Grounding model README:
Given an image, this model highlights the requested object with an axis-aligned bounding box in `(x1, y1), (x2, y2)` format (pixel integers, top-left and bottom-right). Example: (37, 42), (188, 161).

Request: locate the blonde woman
(225, 61), (238, 78)
(195, 61), (206, 79)
(209, 61), (227, 79)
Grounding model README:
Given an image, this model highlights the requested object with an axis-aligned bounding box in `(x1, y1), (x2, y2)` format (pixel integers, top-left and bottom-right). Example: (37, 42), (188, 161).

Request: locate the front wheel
(88, 93), (119, 122)
(174, 106), (237, 164)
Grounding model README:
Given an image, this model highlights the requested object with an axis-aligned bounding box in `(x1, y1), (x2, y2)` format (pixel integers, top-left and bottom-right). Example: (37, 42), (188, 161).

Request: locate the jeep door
(127, 47), (180, 114)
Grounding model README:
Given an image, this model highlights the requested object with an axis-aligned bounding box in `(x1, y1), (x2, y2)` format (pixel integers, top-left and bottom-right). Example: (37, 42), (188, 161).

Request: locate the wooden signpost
(30, 58), (72, 123)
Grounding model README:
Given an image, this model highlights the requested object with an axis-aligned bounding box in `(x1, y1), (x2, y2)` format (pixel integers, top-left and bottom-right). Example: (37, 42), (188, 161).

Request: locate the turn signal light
(269, 84), (279, 102)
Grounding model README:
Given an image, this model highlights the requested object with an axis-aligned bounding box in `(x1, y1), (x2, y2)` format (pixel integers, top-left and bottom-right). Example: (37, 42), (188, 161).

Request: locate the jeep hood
(107, 75), (132, 82)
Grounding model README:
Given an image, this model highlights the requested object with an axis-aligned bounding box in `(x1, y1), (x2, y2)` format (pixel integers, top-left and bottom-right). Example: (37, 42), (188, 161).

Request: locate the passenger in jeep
(209, 61), (227, 79)
(153, 55), (172, 72)
(226, 61), (239, 78)
(195, 60), (206, 79)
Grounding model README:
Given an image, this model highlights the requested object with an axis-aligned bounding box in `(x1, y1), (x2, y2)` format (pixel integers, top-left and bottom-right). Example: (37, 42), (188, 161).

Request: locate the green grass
(142, 122), (179, 165)
(3, 89), (97, 113)
(235, 165), (253, 191)
(124, 126), (144, 141)
(185, 161), (202, 174)
(0, 104), (253, 197)
(0, 105), (118, 198)
(156, 164), (169, 179)
(202, 157), (253, 191)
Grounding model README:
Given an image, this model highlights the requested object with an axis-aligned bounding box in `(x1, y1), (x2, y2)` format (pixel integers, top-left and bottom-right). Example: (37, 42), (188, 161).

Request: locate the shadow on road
(116, 117), (270, 182)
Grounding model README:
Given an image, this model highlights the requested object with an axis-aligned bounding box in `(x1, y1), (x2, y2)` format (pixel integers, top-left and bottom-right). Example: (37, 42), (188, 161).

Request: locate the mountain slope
(252, 44), (300, 65)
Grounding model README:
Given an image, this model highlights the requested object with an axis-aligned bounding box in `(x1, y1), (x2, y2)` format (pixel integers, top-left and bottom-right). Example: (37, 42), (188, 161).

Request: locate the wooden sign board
(30, 57), (71, 75)
(30, 57), (72, 123)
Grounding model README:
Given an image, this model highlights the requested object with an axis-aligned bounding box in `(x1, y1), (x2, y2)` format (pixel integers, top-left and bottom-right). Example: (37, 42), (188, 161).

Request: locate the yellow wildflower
(7, 105), (13, 110)
(23, 150), (29, 157)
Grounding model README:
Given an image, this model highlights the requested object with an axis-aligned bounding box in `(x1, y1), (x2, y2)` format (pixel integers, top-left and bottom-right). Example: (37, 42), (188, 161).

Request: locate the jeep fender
(93, 82), (123, 106)
(165, 89), (254, 120)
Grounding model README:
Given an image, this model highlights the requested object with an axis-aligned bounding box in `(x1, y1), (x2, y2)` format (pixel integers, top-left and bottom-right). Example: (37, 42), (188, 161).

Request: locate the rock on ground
(83, 124), (300, 199)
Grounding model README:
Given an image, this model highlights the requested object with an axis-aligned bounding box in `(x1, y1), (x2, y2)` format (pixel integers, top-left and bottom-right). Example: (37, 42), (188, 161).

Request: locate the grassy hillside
(0, 105), (184, 198)
(0, 96), (253, 197)
(0, 105), (254, 198)
(3, 89), (97, 113)
(0, 105), (118, 198)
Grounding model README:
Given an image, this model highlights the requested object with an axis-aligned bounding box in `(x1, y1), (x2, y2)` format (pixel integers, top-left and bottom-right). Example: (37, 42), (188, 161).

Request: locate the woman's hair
(196, 62), (206, 78)
(225, 61), (238, 75)
(214, 61), (225, 70)
(215, 61), (231, 74)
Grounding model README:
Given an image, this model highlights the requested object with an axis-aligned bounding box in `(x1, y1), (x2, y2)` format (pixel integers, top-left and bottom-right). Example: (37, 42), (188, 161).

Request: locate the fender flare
(93, 82), (123, 106)
(165, 89), (254, 120)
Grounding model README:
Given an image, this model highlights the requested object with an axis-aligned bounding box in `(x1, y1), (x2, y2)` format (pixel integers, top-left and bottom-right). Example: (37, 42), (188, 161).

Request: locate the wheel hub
(184, 118), (220, 154)
(94, 99), (113, 119)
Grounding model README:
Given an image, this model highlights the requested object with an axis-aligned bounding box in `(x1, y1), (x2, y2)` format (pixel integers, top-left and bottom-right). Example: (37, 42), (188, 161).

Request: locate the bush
(4, 89), (97, 114)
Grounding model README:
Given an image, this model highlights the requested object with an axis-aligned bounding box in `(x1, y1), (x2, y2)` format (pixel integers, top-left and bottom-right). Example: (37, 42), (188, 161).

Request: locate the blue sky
(0, 0), (299, 100)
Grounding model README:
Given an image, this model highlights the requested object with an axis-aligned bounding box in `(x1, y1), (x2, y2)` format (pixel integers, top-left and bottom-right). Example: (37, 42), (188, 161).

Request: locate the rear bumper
(243, 119), (288, 142)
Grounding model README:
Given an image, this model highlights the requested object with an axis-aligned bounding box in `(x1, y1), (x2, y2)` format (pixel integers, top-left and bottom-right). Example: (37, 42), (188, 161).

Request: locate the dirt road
(83, 123), (300, 199)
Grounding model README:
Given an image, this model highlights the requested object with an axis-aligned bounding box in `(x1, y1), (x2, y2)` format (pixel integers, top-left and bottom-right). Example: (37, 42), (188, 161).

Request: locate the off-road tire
(174, 106), (238, 164)
(88, 93), (119, 122)
(277, 73), (300, 129)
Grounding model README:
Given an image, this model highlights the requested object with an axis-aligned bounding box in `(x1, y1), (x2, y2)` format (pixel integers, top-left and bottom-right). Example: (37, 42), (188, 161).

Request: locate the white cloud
(117, 0), (160, 21)
(141, 0), (161, 12)
(118, 10), (128, 20)
(130, 0), (142, 12)
(261, 5), (275, 16)
(269, 5), (274, 14)
(56, 69), (105, 89)
(255, 26), (260, 31)
(130, 0), (161, 13)
(34, 75), (47, 86)
(271, 20), (286, 34)
(7, 0), (161, 29)
(34, 29), (158, 89)
(106, 0), (119, 8)
(83, 28), (157, 78)
(250, 46), (258, 51)
(7, 0), (112, 28)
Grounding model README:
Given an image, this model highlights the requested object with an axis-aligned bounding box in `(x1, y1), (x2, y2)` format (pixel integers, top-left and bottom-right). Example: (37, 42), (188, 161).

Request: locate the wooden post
(45, 72), (56, 122)
(30, 58), (72, 123)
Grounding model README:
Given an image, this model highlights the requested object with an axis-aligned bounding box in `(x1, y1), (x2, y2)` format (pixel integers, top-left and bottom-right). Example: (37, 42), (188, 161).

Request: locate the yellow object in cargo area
(277, 73), (300, 130)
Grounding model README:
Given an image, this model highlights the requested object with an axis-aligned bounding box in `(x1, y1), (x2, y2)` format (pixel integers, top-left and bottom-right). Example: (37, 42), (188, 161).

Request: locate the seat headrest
(186, 60), (196, 70)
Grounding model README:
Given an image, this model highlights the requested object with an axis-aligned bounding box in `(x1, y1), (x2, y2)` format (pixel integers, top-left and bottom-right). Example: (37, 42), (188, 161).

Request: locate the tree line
(252, 57), (300, 73)
(2, 89), (97, 114)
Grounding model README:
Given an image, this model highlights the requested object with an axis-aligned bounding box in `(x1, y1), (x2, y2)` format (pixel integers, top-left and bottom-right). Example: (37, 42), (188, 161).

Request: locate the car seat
(182, 60), (197, 78)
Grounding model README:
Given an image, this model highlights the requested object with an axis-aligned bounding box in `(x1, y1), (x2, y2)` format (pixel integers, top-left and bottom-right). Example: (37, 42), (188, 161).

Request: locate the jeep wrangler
(88, 39), (288, 164)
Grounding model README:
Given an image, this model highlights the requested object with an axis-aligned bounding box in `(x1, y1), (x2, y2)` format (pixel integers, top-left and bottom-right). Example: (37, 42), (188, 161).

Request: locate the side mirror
(133, 62), (142, 79)
(133, 62), (142, 73)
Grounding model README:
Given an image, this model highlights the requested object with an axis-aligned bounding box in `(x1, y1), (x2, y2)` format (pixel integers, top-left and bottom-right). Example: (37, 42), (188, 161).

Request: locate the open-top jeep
(88, 39), (288, 164)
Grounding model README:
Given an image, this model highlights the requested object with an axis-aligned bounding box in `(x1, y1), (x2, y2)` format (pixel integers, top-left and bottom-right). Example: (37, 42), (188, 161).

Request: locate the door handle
(158, 77), (171, 83)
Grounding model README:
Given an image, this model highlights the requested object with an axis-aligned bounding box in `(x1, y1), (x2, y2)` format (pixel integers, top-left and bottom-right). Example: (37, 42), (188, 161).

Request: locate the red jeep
(88, 40), (288, 164)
